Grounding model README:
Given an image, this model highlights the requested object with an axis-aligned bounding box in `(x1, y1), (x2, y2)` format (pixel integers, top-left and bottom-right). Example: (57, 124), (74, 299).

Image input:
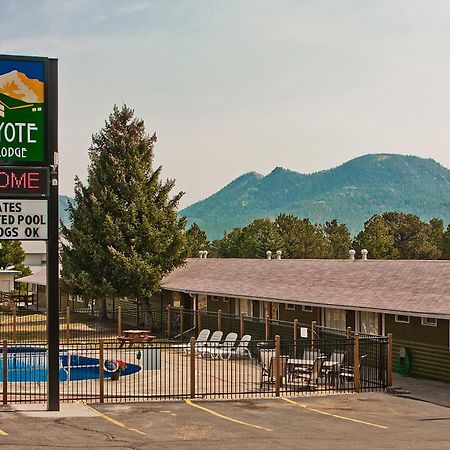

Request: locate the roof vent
(349, 249), (356, 260)
(198, 250), (204, 259)
(276, 250), (282, 260)
(266, 250), (272, 260)
(203, 250), (208, 259)
(361, 249), (368, 260)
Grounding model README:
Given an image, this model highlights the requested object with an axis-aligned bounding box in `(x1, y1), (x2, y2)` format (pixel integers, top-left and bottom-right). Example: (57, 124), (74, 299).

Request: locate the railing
(0, 334), (390, 404)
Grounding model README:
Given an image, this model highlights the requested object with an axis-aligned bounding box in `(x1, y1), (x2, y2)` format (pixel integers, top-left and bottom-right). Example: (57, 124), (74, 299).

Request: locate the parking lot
(1, 393), (450, 449)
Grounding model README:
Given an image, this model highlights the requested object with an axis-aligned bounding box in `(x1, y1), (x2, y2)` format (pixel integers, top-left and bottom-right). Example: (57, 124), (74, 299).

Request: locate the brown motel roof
(161, 258), (450, 318)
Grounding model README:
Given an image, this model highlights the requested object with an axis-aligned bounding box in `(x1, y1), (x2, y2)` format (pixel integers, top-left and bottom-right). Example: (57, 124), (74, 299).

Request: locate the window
(324, 308), (346, 330)
(223, 297), (229, 303)
(359, 311), (379, 335)
(285, 303), (296, 311)
(211, 296), (219, 302)
(238, 298), (253, 316)
(421, 317), (437, 327)
(395, 315), (410, 324)
(302, 305), (313, 312)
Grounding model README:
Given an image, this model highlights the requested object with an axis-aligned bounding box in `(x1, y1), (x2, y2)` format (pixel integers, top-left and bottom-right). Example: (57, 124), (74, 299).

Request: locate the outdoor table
(117, 330), (156, 348)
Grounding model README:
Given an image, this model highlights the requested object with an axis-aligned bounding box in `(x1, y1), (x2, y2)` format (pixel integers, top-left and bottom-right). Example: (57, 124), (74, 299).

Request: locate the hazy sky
(2, 0), (450, 208)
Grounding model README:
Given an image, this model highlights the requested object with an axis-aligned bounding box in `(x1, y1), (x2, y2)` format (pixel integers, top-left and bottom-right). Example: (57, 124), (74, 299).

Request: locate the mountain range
(0, 70), (44, 103)
(180, 154), (450, 239)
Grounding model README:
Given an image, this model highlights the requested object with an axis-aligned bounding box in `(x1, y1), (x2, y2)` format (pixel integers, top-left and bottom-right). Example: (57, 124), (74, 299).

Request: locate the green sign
(0, 59), (45, 162)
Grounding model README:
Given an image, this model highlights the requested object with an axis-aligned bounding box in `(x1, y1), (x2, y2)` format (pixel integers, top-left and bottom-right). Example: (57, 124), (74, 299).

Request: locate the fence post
(66, 307), (71, 345)
(136, 300), (140, 327)
(293, 319), (298, 358)
(2, 340), (7, 405)
(12, 309), (17, 342)
(190, 337), (196, 399)
(387, 333), (393, 387)
(354, 334), (360, 393)
(275, 335), (281, 396)
(240, 313), (244, 338)
(217, 309), (222, 332)
(180, 306), (184, 342)
(118, 306), (122, 336)
(99, 339), (104, 403)
(265, 315), (270, 340)
(311, 320), (317, 349)
(167, 306), (171, 338)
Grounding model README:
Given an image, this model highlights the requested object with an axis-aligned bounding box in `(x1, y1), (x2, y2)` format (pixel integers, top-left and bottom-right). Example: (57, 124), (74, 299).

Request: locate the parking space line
(281, 397), (388, 429)
(82, 402), (147, 436)
(185, 399), (273, 432)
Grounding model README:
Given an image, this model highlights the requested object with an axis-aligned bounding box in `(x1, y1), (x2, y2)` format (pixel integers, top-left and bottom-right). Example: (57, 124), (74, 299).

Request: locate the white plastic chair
(218, 334), (252, 360)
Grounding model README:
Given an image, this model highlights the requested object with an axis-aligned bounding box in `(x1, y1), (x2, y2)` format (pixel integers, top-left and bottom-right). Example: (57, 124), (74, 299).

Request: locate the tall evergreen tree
(61, 106), (186, 322)
(0, 241), (31, 276)
(323, 220), (352, 259)
(185, 223), (212, 257)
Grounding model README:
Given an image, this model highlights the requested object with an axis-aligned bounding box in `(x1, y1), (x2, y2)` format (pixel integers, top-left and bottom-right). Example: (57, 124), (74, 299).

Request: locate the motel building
(159, 253), (450, 383)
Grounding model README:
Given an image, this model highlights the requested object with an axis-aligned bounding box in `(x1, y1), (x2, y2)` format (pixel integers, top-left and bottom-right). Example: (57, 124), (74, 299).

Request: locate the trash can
(143, 347), (161, 370)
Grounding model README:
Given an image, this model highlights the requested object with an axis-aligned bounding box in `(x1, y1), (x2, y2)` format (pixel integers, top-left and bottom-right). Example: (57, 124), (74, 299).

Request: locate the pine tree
(61, 106), (186, 322)
(0, 241), (31, 276)
(185, 223), (212, 257)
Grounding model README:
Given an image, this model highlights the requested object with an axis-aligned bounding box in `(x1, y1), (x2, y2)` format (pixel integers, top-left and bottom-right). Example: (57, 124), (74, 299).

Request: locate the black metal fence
(0, 334), (390, 404)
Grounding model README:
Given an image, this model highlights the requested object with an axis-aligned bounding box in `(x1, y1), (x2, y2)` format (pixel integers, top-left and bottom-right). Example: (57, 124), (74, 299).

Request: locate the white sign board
(300, 327), (308, 338)
(0, 199), (47, 240)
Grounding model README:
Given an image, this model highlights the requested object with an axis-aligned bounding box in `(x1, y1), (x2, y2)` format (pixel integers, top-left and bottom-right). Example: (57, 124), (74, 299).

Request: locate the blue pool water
(0, 347), (141, 382)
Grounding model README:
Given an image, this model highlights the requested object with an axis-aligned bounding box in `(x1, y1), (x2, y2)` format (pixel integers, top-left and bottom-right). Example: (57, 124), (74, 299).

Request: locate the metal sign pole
(46, 59), (59, 411)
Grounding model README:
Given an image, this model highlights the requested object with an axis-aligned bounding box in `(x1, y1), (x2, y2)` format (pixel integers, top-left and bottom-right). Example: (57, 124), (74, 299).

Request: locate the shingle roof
(161, 258), (450, 318)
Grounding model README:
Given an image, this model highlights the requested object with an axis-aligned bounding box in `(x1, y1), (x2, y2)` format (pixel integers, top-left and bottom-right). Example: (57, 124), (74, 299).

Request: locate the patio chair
(179, 328), (211, 353)
(204, 332), (237, 358)
(217, 334), (253, 360)
(321, 351), (345, 386)
(198, 330), (224, 356)
(338, 354), (368, 385)
(291, 355), (327, 389)
(259, 350), (289, 388)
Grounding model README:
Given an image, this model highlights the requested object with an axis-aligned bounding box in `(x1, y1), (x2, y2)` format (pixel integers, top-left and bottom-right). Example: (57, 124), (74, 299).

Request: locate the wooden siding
(386, 315), (450, 382)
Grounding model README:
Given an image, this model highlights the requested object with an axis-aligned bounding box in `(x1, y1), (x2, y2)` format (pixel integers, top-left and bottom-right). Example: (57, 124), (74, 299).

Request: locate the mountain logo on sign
(0, 70), (44, 118)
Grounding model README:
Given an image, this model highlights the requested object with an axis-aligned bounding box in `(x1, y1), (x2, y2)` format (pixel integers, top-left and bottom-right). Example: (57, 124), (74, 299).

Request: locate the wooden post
(167, 305), (172, 338)
(66, 307), (70, 345)
(387, 333), (393, 387)
(354, 334), (360, 392)
(99, 339), (104, 403)
(275, 335), (281, 396)
(190, 337), (196, 399)
(180, 306), (184, 342)
(265, 315), (270, 340)
(311, 320), (317, 349)
(293, 319), (298, 358)
(12, 310), (17, 343)
(240, 313), (244, 338)
(117, 306), (122, 336)
(217, 309), (222, 332)
(2, 340), (7, 405)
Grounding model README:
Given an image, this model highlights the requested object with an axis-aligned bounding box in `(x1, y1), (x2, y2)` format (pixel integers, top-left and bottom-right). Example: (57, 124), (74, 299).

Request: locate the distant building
(21, 241), (46, 274)
(0, 268), (22, 292)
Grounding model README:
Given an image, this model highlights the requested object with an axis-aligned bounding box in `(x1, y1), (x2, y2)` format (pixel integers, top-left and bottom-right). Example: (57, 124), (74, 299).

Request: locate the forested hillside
(181, 154), (450, 239)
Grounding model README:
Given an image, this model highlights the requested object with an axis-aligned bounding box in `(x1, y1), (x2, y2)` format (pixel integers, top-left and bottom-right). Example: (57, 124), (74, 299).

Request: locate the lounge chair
(177, 328), (210, 353)
(205, 332), (238, 358)
(198, 330), (224, 356)
(218, 334), (252, 360)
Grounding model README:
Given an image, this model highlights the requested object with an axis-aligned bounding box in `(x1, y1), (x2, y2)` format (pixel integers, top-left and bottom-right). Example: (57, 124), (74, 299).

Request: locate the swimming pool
(0, 347), (141, 382)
